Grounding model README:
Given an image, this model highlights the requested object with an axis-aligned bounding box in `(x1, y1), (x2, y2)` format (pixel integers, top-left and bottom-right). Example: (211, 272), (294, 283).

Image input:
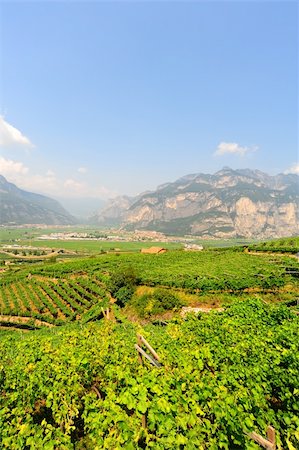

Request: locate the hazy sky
(1, 0), (298, 199)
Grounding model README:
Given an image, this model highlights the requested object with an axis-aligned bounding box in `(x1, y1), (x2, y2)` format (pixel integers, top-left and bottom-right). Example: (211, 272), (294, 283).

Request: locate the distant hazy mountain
(89, 195), (133, 226)
(54, 197), (105, 222)
(91, 168), (299, 238)
(0, 175), (77, 225)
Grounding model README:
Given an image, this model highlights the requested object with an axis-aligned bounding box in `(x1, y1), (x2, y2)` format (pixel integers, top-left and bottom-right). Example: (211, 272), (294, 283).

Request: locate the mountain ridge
(91, 168), (299, 238)
(0, 175), (77, 225)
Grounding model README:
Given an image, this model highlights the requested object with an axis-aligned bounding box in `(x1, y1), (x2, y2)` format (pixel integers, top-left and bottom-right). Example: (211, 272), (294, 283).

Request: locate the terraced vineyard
(0, 246), (299, 448)
(0, 275), (110, 326)
(0, 249), (298, 328)
(248, 236), (299, 254)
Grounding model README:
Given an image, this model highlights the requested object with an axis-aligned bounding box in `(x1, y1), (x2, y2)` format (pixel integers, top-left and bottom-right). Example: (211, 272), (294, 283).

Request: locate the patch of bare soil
(0, 315), (54, 328)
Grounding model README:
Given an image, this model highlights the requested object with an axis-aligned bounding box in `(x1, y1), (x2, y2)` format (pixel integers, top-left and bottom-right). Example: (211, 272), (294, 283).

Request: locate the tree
(109, 266), (138, 306)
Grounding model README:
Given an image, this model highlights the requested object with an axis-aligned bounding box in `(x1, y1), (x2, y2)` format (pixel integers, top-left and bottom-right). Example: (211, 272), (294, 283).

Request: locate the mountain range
(1, 169), (298, 238)
(0, 175), (76, 225)
(91, 168), (299, 239)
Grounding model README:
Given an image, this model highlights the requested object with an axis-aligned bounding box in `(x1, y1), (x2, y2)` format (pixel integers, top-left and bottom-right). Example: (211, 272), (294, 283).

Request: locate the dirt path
(0, 325), (30, 332)
(247, 250), (298, 259)
(1, 251), (60, 260)
(181, 306), (224, 316)
(0, 315), (54, 328)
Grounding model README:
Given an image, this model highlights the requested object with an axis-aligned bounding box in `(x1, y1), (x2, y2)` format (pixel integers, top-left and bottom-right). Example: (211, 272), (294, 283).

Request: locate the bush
(131, 288), (185, 318)
(115, 286), (134, 306)
(109, 266), (138, 306)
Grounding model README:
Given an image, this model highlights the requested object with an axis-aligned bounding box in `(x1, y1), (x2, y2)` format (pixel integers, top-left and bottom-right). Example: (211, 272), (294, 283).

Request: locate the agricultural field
(0, 300), (298, 449)
(0, 245), (298, 449)
(15, 239), (181, 254)
(0, 227), (75, 244)
(0, 250), (298, 328)
(0, 225), (258, 256)
(0, 274), (110, 326)
(247, 236), (299, 254)
(0, 226), (182, 259)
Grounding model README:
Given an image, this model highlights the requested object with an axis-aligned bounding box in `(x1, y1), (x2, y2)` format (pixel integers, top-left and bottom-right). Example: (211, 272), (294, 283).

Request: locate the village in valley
(0, 227), (205, 266)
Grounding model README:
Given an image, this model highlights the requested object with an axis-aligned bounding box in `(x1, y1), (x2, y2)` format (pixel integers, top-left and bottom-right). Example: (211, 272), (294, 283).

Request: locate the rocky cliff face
(91, 168), (299, 238)
(91, 196), (134, 226)
(0, 175), (77, 225)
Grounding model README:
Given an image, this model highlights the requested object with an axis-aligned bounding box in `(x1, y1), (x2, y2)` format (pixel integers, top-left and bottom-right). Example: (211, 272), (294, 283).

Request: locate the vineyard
(0, 274), (110, 326)
(0, 250), (298, 327)
(0, 247), (298, 449)
(247, 236), (299, 254)
(0, 300), (298, 449)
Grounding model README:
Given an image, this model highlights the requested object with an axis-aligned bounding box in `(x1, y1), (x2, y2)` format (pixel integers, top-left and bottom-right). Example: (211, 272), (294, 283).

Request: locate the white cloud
(284, 163), (299, 175)
(78, 167), (87, 174)
(0, 156), (29, 176)
(0, 116), (34, 148)
(214, 142), (258, 157)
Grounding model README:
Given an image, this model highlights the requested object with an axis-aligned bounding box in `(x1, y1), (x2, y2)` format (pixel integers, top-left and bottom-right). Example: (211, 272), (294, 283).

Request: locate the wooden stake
(266, 426), (276, 448)
(134, 344), (161, 368)
(142, 414), (146, 429)
(137, 335), (143, 365)
(246, 426), (276, 450)
(91, 385), (102, 399)
(137, 334), (160, 361)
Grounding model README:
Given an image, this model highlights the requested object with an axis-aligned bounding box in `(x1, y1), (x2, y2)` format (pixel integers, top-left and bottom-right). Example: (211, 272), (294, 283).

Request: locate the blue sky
(0, 0), (298, 199)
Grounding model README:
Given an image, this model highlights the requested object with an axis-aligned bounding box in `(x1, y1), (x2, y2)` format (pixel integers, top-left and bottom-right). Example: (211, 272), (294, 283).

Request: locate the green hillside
(248, 236), (299, 253)
(0, 300), (298, 449)
(1, 250), (298, 328)
(0, 249), (298, 449)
